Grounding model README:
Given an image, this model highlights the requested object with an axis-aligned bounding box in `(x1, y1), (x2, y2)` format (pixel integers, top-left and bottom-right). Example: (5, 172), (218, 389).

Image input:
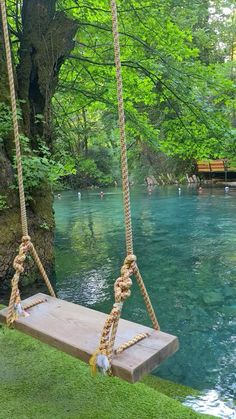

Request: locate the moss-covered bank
(0, 322), (216, 419)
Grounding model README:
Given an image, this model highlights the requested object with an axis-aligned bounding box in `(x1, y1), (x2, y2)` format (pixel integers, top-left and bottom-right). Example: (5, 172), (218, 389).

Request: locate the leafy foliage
(0, 104), (12, 143)
(11, 136), (76, 195)
(52, 0), (235, 182)
(0, 195), (8, 211)
(2, 0), (236, 186)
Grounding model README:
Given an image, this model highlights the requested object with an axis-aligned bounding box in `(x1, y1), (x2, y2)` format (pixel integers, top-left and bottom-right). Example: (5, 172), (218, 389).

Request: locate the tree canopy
(1, 0), (236, 188)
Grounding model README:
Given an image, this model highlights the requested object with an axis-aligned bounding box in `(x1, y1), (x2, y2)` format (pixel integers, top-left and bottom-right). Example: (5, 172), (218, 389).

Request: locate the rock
(202, 291), (224, 305)
(145, 176), (157, 186)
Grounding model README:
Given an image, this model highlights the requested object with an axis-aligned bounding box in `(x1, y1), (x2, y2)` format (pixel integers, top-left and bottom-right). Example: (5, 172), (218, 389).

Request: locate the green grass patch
(0, 326), (215, 419)
(142, 375), (200, 400)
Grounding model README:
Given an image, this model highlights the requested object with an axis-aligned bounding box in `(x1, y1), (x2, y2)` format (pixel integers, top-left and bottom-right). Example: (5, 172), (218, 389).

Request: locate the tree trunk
(0, 1), (78, 300)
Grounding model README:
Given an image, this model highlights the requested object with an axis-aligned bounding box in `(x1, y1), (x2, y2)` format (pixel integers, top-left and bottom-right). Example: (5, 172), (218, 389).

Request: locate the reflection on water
(54, 186), (236, 418)
(184, 390), (236, 418)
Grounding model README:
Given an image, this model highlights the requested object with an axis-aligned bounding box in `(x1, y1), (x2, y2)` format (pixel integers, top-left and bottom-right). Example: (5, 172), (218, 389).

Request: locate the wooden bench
(210, 159), (225, 172)
(197, 159), (226, 173)
(0, 293), (178, 383)
(197, 161), (211, 173)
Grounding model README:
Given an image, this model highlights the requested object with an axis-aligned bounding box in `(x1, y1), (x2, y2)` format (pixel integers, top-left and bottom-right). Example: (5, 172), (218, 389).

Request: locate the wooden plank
(0, 293), (178, 383)
(210, 160), (225, 173)
(197, 168), (211, 173)
(197, 161), (211, 172)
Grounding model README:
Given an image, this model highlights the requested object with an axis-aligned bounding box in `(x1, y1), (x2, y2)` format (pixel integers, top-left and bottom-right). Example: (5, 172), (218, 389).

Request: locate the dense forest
(0, 0), (235, 288)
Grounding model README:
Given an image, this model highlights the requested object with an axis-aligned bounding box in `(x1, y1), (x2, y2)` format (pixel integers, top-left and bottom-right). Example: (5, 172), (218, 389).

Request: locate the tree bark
(0, 0), (78, 299)
(17, 0), (78, 147)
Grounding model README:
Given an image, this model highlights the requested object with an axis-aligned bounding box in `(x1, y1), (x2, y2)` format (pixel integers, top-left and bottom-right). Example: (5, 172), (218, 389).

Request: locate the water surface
(54, 186), (236, 418)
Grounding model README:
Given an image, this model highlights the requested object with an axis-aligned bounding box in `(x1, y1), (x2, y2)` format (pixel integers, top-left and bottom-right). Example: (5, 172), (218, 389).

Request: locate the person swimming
(100, 191), (104, 198)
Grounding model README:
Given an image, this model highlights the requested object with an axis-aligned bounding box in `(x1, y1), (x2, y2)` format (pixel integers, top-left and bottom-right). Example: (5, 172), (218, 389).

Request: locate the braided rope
(110, 0), (159, 330)
(89, 0), (160, 375)
(6, 236), (55, 324)
(110, 0), (133, 255)
(29, 243), (56, 298)
(0, 0), (28, 236)
(23, 297), (47, 311)
(0, 0), (56, 315)
(110, 0), (160, 327)
(133, 265), (160, 330)
(100, 255), (135, 357)
(6, 236), (31, 325)
(115, 333), (150, 355)
(90, 255), (135, 373)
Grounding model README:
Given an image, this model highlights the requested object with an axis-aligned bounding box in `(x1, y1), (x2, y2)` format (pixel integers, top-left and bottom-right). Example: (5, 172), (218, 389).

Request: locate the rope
(6, 237), (55, 325)
(23, 297), (47, 311)
(90, 255), (135, 373)
(110, 0), (159, 327)
(110, 0), (133, 255)
(0, 0), (28, 236)
(29, 243), (56, 298)
(115, 333), (150, 355)
(133, 265), (160, 330)
(0, 0), (56, 324)
(90, 0), (160, 374)
(6, 236), (31, 326)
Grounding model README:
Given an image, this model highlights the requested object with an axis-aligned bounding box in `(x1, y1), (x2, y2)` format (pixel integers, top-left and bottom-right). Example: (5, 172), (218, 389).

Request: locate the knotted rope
(90, 0), (160, 375)
(110, 0), (159, 329)
(6, 236), (31, 326)
(0, 0), (56, 326)
(6, 235), (56, 326)
(90, 255), (135, 374)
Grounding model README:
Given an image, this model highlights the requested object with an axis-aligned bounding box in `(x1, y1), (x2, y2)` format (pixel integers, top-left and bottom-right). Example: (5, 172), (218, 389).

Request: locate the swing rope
(110, 0), (159, 330)
(90, 0), (159, 376)
(0, 0), (56, 326)
(1, 0), (158, 365)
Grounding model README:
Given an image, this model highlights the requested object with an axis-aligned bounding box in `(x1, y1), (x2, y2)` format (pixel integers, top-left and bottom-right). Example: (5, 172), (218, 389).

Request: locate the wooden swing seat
(0, 293), (178, 383)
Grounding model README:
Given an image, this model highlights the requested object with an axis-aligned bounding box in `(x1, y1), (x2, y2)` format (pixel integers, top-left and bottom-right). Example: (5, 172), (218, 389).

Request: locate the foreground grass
(142, 374), (200, 400)
(0, 324), (214, 419)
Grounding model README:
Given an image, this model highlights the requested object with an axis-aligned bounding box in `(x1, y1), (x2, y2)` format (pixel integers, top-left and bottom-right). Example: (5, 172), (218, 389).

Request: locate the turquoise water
(54, 186), (236, 417)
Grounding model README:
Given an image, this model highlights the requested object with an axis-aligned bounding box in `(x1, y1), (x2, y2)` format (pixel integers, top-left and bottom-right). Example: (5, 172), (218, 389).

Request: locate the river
(54, 185), (236, 418)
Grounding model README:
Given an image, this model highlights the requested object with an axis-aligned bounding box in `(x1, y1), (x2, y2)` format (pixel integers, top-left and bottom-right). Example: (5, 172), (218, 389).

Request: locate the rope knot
(13, 254), (26, 273)
(124, 254), (136, 265)
(22, 235), (31, 243)
(21, 236), (31, 252)
(114, 275), (132, 303)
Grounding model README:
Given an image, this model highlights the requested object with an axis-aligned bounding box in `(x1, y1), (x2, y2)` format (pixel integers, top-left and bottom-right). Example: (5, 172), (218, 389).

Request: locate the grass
(0, 321), (216, 419)
(142, 375), (200, 400)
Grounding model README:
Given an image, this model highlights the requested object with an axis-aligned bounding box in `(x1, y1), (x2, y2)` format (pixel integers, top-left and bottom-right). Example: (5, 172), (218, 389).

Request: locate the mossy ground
(0, 313), (215, 419)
